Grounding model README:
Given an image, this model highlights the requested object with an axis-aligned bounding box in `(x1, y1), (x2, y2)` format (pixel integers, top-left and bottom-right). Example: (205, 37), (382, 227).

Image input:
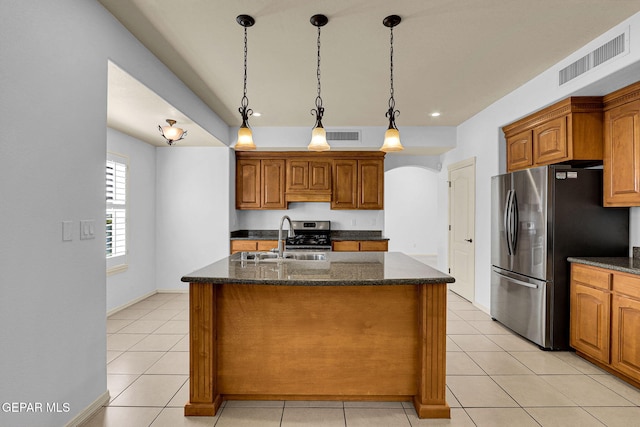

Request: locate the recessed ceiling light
(430, 112), (441, 117)
(253, 112), (261, 117)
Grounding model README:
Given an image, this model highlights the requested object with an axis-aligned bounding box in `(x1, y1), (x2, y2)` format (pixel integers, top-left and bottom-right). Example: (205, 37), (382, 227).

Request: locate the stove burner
(284, 220), (331, 249)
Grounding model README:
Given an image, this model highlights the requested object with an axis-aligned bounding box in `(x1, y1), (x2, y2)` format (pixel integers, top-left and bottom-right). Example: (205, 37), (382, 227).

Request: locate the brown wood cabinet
(570, 263), (640, 388)
(603, 81), (640, 207)
(285, 159), (331, 202)
(332, 240), (388, 252)
(230, 240), (278, 254)
(570, 264), (611, 363)
(236, 157), (285, 209)
(236, 152), (384, 210)
(331, 157), (384, 210)
(503, 97), (604, 173)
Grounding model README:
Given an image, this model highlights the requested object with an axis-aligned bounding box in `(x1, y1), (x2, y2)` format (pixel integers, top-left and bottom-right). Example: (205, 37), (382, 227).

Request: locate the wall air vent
(326, 130), (361, 142)
(559, 31), (627, 86)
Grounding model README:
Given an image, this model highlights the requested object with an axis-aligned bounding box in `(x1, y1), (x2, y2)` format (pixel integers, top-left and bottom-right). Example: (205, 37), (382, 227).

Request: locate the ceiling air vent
(326, 130), (361, 142)
(559, 31), (627, 86)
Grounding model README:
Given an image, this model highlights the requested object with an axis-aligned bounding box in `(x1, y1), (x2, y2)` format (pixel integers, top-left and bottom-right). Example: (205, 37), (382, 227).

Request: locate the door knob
(464, 238), (473, 243)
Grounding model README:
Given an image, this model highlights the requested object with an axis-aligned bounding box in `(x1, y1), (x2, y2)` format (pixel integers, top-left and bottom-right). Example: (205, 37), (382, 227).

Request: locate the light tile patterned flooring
(82, 290), (640, 426)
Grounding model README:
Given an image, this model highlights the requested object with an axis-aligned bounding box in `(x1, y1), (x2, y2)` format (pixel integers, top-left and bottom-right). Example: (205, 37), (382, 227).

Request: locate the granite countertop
(182, 251), (453, 286)
(568, 257), (640, 276)
(230, 230), (389, 241)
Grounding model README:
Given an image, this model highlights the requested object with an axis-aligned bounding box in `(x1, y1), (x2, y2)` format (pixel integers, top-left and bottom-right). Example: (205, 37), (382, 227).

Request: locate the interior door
(448, 158), (476, 301)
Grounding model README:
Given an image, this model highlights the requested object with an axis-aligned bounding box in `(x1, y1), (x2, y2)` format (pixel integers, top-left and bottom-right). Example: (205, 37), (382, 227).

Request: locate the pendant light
(380, 15), (404, 152)
(235, 14), (256, 151)
(158, 119), (187, 145)
(308, 14), (330, 152)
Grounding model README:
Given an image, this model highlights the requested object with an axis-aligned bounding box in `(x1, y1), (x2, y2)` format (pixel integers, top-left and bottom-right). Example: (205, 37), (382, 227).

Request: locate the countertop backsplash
(234, 202), (384, 232)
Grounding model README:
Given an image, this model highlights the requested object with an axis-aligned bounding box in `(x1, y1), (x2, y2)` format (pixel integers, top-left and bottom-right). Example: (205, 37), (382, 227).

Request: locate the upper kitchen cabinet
(236, 154), (286, 210)
(285, 158), (331, 202)
(603, 81), (640, 207)
(331, 153), (385, 210)
(502, 97), (604, 173)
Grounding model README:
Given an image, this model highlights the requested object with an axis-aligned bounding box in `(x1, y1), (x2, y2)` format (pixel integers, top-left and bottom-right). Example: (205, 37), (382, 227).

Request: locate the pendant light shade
(158, 119), (187, 146)
(235, 14), (256, 151)
(308, 14), (330, 152)
(380, 15), (404, 152)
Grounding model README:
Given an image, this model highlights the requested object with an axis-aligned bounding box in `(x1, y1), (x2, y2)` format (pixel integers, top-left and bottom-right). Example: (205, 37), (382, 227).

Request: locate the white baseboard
(65, 390), (110, 427)
(107, 290), (157, 317)
(157, 289), (188, 294)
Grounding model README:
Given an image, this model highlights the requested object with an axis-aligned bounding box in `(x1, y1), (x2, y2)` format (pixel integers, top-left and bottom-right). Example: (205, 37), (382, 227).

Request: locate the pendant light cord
(386, 24), (399, 126)
(241, 26), (249, 109)
(313, 24), (324, 116)
(388, 25), (396, 113)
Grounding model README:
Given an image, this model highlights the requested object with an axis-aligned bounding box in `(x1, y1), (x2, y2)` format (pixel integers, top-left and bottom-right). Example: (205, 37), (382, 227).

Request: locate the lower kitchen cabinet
(611, 274), (640, 380)
(570, 263), (640, 387)
(230, 240), (278, 254)
(332, 240), (388, 252)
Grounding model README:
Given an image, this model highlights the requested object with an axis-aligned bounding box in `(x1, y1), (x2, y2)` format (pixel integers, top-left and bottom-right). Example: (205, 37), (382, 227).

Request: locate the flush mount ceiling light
(308, 14), (330, 152)
(158, 119), (187, 146)
(235, 14), (256, 151)
(380, 15), (404, 153)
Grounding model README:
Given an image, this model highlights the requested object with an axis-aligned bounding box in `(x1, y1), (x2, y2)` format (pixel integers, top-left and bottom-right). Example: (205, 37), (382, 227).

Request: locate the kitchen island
(181, 251), (454, 419)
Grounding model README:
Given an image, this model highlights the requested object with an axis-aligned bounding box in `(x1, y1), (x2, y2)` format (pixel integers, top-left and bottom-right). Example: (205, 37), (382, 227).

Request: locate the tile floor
(82, 290), (640, 426)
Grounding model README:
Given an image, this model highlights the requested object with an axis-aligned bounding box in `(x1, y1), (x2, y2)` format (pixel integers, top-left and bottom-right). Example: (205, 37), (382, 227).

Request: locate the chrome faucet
(278, 215), (294, 258)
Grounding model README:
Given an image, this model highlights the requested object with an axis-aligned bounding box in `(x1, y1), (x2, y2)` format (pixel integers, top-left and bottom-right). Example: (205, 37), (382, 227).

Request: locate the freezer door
(490, 267), (549, 348)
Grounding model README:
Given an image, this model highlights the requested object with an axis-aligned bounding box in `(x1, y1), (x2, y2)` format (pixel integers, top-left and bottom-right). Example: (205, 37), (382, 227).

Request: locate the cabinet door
(506, 130), (533, 172)
(332, 160), (358, 209)
(611, 293), (640, 380)
(236, 159), (261, 209)
(309, 161), (331, 191)
(256, 240), (278, 251)
(286, 160), (309, 191)
(358, 160), (384, 209)
(604, 100), (640, 206)
(570, 282), (610, 363)
(533, 116), (568, 165)
(262, 160), (286, 209)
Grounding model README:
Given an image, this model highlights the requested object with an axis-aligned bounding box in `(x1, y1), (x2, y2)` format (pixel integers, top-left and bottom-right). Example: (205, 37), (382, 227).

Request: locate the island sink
(236, 251), (327, 262)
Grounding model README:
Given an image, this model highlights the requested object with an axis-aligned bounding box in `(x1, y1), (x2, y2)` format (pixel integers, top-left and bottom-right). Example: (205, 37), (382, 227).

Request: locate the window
(106, 153), (128, 273)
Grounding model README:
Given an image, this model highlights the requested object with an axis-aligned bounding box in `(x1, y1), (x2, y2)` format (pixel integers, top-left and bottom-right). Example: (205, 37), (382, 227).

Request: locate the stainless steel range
(285, 221), (331, 251)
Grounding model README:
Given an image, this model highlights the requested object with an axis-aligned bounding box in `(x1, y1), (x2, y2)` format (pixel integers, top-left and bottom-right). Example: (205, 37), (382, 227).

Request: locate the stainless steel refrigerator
(491, 165), (628, 350)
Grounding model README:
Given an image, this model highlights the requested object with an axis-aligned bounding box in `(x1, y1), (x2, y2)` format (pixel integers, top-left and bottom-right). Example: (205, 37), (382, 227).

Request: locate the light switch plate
(62, 221), (73, 241)
(80, 219), (96, 240)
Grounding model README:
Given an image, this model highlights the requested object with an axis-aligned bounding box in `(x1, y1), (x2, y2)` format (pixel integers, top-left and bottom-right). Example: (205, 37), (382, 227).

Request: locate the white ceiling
(100, 0), (640, 147)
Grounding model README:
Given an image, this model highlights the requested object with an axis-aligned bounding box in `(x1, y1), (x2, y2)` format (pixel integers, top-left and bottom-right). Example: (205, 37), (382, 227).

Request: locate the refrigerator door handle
(510, 191), (519, 253)
(504, 190), (514, 255)
(493, 270), (539, 289)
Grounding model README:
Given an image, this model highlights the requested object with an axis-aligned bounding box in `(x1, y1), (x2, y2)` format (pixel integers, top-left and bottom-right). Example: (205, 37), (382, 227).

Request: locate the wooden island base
(185, 282), (450, 419)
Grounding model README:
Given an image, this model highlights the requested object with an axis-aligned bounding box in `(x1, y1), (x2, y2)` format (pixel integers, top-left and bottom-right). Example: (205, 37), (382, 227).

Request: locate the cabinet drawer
(230, 240), (258, 253)
(257, 240), (278, 251)
(359, 241), (388, 252)
(613, 273), (640, 300)
(572, 264), (611, 290)
(332, 241), (360, 252)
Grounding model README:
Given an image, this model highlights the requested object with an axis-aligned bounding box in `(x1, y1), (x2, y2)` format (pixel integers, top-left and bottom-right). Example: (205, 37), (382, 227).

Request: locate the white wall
(106, 129), (157, 312)
(237, 204), (383, 231)
(439, 11), (640, 310)
(156, 147), (231, 290)
(0, 1), (230, 425)
(384, 167), (439, 255)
